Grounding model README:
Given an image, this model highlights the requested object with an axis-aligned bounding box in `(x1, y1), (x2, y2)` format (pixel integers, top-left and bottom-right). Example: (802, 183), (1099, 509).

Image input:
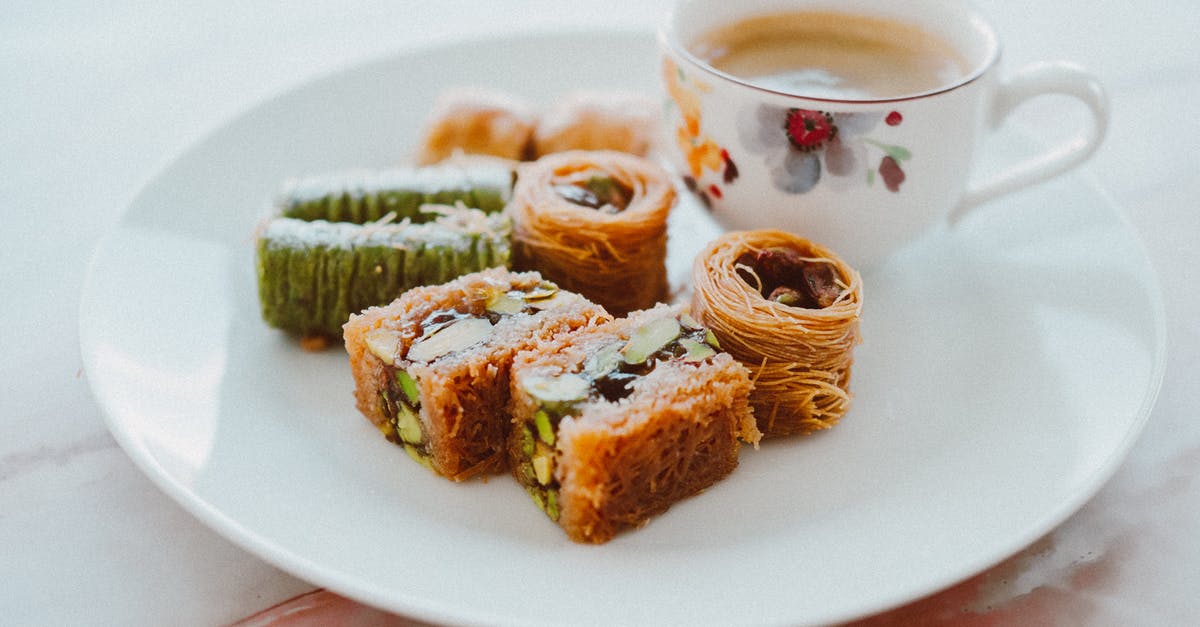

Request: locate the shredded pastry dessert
(509, 149), (675, 316)
(691, 229), (863, 436)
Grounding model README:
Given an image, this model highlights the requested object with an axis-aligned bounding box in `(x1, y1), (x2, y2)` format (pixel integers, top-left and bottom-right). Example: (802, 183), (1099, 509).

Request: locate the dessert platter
(79, 31), (1165, 625)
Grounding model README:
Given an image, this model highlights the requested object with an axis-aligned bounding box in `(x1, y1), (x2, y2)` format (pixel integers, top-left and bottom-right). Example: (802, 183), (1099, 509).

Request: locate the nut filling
(377, 368), (433, 467)
(552, 175), (633, 214)
(370, 280), (572, 468)
(515, 313), (721, 520)
(735, 246), (843, 309)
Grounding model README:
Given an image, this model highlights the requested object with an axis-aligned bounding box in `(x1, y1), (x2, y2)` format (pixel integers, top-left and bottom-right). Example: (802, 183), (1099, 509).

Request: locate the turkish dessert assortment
(253, 87), (862, 543)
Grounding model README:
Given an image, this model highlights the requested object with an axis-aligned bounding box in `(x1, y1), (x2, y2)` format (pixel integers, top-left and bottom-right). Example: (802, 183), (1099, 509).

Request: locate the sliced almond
(364, 326), (401, 365)
(522, 373), (589, 405)
(406, 316), (493, 363)
(583, 341), (622, 378)
(526, 290), (575, 311)
(678, 312), (703, 330)
(486, 291), (526, 315)
(522, 281), (559, 301)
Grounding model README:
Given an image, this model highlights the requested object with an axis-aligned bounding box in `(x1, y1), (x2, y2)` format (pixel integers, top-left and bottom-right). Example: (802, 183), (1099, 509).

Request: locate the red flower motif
(879, 156), (906, 192)
(739, 104), (910, 195)
(785, 109), (838, 152)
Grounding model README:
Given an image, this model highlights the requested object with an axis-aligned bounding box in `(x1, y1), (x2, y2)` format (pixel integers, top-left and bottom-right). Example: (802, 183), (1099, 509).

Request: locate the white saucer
(79, 31), (1165, 626)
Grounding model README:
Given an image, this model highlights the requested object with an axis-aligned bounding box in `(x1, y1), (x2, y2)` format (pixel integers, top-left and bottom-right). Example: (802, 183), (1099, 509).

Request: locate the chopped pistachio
(519, 461), (536, 484)
(545, 489), (560, 521)
(528, 487), (546, 511)
(584, 176), (632, 211)
(364, 327), (400, 365)
(394, 370), (420, 406)
(520, 424), (535, 457)
(395, 403), (424, 444)
(705, 329), (721, 350)
(403, 443), (434, 470)
(532, 447), (554, 486)
(769, 286), (806, 306)
(534, 410), (555, 445)
(377, 391), (393, 419)
(554, 183), (598, 208)
(555, 176), (632, 212)
(406, 316), (493, 362)
(621, 316), (681, 365)
(679, 337), (716, 362)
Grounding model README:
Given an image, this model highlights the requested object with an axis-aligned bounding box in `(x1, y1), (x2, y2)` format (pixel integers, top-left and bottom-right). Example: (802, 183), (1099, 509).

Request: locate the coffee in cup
(690, 11), (969, 100)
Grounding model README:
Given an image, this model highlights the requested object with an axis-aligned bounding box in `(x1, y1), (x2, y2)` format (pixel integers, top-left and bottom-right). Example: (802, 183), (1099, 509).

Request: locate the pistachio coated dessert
(256, 208), (510, 340)
(275, 161), (514, 224)
(507, 304), (760, 543)
(343, 268), (610, 481)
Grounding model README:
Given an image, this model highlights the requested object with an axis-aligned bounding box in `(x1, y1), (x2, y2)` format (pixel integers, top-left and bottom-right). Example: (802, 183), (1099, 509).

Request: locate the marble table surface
(3, 1), (1197, 625)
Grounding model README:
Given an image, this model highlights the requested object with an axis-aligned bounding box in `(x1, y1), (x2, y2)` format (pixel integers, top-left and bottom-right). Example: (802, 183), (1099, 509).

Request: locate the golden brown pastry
(414, 88), (536, 165)
(532, 90), (659, 157)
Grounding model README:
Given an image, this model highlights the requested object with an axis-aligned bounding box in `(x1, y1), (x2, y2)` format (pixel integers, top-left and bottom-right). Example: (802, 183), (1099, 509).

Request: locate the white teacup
(658, 0), (1108, 269)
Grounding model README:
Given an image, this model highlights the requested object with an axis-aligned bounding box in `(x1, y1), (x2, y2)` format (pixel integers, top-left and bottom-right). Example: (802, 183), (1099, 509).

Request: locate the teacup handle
(949, 62), (1109, 224)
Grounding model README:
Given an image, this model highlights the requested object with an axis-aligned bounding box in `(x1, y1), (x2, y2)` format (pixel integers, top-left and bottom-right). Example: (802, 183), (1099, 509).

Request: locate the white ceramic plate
(79, 31), (1165, 626)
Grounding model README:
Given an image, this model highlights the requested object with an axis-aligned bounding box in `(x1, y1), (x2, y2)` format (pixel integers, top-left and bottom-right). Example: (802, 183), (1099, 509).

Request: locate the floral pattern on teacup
(738, 105), (911, 194)
(662, 58), (738, 207)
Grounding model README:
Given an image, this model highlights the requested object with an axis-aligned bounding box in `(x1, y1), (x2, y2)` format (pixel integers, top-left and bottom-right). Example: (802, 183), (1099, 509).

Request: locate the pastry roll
(255, 209), (510, 340)
(507, 304), (757, 543)
(414, 88), (536, 165)
(509, 150), (675, 316)
(343, 268), (610, 481)
(690, 230), (863, 437)
(532, 90), (658, 157)
(276, 161), (514, 224)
